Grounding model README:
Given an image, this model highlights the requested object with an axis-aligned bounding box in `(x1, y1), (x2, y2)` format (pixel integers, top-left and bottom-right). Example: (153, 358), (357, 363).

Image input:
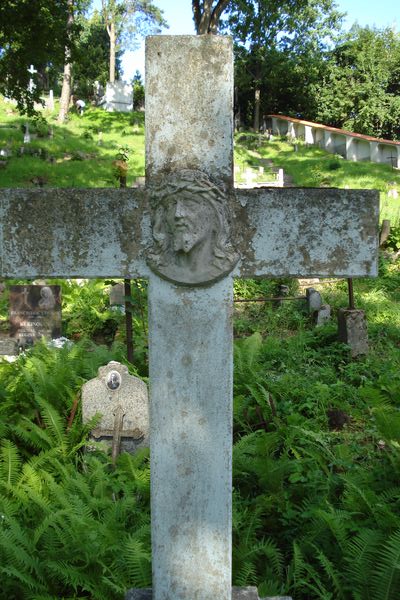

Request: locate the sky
(112, 0), (399, 78)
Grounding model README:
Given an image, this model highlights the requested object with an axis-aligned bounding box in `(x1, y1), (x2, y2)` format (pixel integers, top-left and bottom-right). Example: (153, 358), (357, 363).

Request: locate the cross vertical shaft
(146, 36), (235, 600)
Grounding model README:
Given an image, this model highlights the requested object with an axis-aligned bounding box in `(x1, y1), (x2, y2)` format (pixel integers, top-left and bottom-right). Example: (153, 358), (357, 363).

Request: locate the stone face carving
(147, 170), (239, 286)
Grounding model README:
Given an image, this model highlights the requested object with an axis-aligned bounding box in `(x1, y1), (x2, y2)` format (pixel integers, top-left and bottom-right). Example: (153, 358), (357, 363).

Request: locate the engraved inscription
(147, 170), (239, 285)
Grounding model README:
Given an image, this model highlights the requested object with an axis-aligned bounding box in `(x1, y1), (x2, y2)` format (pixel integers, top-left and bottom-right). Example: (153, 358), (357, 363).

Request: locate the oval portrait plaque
(106, 370), (122, 391)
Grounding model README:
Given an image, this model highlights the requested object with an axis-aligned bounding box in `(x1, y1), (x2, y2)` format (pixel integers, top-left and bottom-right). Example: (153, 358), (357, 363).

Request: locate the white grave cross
(0, 36), (379, 600)
(27, 64), (37, 94)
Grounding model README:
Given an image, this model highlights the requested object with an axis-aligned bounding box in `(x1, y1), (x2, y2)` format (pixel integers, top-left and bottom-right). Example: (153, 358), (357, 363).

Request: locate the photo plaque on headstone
(9, 285), (62, 347)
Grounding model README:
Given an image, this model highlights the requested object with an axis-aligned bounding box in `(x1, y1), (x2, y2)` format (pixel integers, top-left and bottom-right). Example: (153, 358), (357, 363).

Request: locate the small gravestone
(315, 303), (331, 326)
(100, 81), (133, 112)
(109, 282), (125, 306)
(9, 285), (61, 348)
(23, 123), (31, 144)
(0, 336), (17, 357)
(338, 308), (369, 356)
(306, 287), (322, 312)
(81, 361), (149, 459)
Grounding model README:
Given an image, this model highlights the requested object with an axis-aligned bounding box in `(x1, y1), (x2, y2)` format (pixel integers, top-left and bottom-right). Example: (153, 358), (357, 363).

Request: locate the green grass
(234, 134), (400, 223)
(0, 99), (145, 188)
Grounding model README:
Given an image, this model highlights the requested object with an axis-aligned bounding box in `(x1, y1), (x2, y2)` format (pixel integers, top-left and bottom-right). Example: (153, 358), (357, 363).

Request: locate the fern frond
(370, 528), (400, 600)
(0, 440), (21, 486)
(314, 545), (345, 599)
(123, 536), (152, 587)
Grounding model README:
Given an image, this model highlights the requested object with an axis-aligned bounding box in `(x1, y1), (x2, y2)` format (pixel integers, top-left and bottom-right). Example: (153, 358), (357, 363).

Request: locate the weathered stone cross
(1, 36), (378, 600)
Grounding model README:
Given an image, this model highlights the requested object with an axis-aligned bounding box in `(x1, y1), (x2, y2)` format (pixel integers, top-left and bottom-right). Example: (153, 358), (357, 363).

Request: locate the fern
(0, 440), (21, 487)
(370, 529), (400, 600)
(122, 536), (152, 587)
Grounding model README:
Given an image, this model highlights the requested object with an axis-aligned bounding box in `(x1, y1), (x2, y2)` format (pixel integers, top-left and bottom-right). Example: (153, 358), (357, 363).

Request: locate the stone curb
(125, 588), (292, 600)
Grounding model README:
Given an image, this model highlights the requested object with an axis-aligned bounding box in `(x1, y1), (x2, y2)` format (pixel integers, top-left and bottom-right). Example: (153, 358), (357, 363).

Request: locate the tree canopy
(314, 25), (400, 139)
(0, 0), (82, 112)
(101, 0), (167, 82)
(223, 0), (344, 129)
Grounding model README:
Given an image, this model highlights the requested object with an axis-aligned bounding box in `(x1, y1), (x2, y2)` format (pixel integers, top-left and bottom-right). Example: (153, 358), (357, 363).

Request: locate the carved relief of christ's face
(165, 193), (216, 254)
(147, 170), (239, 286)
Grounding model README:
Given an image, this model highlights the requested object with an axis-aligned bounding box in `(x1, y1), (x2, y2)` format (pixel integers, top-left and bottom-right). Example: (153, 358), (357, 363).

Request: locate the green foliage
(235, 135), (400, 223)
(314, 25), (400, 139)
(224, 0), (344, 127)
(0, 341), (150, 598)
(73, 11), (123, 100)
(0, 0), (89, 115)
(132, 70), (145, 110)
(0, 100), (145, 188)
(386, 224), (400, 251)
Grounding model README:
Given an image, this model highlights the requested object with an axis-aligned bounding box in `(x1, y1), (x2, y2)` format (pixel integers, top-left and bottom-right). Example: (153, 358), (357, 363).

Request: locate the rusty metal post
(347, 278), (355, 310)
(124, 278), (134, 364)
(119, 175), (134, 364)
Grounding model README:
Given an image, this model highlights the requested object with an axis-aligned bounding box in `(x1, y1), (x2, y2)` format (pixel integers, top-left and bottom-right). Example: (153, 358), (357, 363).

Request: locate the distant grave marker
(82, 361), (149, 460)
(9, 285), (61, 348)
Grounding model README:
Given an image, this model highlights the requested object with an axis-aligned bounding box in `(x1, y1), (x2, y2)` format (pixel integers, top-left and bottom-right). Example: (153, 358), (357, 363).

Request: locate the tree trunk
(57, 0), (74, 124)
(192, 0), (230, 34)
(58, 61), (72, 123)
(254, 88), (261, 132)
(109, 20), (116, 83)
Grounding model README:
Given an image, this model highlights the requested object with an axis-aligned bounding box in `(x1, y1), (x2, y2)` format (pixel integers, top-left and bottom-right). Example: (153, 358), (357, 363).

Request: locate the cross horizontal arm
(235, 187), (379, 278)
(0, 188), (151, 279)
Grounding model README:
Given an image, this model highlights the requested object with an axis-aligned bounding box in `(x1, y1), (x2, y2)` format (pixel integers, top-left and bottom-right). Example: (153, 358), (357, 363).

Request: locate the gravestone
(109, 282), (125, 306)
(0, 35), (379, 600)
(315, 304), (331, 327)
(338, 308), (369, 356)
(0, 336), (17, 357)
(82, 361), (149, 458)
(100, 81), (133, 112)
(9, 285), (61, 348)
(23, 123), (31, 144)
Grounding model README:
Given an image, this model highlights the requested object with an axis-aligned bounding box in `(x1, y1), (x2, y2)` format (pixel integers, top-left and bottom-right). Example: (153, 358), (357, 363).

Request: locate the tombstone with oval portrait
(81, 361), (149, 454)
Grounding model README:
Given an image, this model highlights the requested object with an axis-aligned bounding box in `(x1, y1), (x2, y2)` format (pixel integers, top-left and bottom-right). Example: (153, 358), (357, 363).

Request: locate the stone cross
(27, 64), (37, 94)
(0, 36), (379, 600)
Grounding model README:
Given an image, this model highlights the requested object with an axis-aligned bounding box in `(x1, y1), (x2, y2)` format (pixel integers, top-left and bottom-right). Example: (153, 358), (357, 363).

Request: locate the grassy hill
(1, 97), (399, 226)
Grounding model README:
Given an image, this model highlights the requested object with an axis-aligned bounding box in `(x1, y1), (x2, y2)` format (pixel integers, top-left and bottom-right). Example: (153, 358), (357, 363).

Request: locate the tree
(58, 0), (75, 123)
(314, 26), (400, 139)
(73, 11), (123, 100)
(0, 0), (78, 114)
(192, 0), (231, 34)
(224, 0), (344, 130)
(101, 0), (167, 83)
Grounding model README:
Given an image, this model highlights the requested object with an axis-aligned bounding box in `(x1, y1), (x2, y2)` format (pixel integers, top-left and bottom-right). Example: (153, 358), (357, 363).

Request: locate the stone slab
(316, 304), (331, 326)
(125, 589), (292, 600)
(9, 285), (61, 346)
(100, 81), (133, 112)
(235, 188), (379, 278)
(148, 274), (233, 600)
(145, 35), (233, 185)
(109, 282), (125, 306)
(0, 187), (378, 280)
(0, 188), (150, 278)
(338, 308), (369, 356)
(306, 287), (323, 312)
(0, 337), (17, 355)
(81, 361), (149, 452)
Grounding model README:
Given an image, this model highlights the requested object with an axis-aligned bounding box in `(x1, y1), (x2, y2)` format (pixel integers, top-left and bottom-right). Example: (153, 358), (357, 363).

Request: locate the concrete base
(337, 308), (369, 356)
(125, 588), (292, 600)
